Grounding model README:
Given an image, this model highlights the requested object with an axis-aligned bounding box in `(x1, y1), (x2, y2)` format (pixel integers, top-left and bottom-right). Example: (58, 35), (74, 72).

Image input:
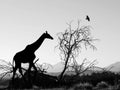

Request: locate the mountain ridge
(48, 61), (120, 73)
(106, 61), (120, 72)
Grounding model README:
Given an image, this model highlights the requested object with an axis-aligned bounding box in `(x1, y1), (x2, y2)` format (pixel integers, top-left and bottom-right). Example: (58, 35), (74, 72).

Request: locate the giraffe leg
(19, 65), (23, 77)
(12, 65), (17, 84)
(28, 62), (32, 72)
(28, 63), (32, 80)
(18, 63), (26, 83)
(26, 63), (33, 87)
(31, 62), (37, 83)
(31, 62), (37, 72)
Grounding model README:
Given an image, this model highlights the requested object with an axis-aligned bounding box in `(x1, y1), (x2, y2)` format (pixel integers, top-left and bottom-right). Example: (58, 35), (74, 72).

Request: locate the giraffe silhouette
(12, 31), (53, 82)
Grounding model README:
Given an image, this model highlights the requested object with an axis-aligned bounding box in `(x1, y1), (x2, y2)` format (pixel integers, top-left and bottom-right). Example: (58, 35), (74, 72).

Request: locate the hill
(47, 62), (64, 73)
(106, 62), (120, 72)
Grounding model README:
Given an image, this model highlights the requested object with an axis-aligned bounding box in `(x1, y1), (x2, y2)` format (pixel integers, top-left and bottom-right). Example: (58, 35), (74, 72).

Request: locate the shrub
(96, 81), (109, 89)
(74, 83), (93, 90)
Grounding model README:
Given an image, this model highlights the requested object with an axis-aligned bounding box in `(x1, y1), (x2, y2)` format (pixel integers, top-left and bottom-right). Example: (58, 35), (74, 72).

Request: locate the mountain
(47, 62), (64, 73)
(47, 61), (100, 75)
(106, 62), (120, 72)
(48, 61), (120, 73)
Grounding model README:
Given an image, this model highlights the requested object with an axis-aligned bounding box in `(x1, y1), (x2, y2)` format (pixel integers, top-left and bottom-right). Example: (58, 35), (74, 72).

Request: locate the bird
(86, 15), (90, 21)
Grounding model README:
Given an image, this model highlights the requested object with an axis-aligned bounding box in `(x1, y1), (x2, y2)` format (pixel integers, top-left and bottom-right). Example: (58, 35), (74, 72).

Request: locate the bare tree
(57, 21), (97, 81)
(35, 62), (52, 73)
(0, 59), (13, 79)
(0, 58), (39, 80)
(70, 58), (97, 76)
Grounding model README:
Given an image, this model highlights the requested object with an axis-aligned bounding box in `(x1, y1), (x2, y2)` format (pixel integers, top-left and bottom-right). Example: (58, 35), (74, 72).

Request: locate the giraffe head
(44, 31), (53, 40)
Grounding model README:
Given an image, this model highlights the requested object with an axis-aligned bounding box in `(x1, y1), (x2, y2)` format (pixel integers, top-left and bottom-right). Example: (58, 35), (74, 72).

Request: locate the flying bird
(86, 15), (90, 21)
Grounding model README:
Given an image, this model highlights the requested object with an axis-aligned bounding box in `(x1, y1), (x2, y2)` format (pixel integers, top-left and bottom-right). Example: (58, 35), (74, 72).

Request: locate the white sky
(0, 0), (120, 67)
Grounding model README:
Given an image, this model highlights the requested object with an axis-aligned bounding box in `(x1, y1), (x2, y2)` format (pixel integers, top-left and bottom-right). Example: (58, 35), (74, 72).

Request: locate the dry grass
(5, 88), (67, 90)
(1, 85), (120, 90)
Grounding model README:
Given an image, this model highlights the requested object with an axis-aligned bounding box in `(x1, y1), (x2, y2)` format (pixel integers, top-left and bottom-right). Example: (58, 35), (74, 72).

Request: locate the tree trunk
(58, 51), (71, 82)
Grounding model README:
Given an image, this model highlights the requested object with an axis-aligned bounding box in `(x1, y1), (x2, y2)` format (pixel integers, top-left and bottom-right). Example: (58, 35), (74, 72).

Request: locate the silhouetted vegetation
(1, 59), (120, 90)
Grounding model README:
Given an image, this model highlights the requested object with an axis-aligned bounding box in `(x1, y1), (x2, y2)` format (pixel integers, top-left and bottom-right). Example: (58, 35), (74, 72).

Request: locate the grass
(2, 86), (120, 90)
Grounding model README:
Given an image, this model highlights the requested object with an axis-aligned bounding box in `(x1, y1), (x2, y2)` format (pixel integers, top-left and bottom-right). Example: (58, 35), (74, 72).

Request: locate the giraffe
(12, 31), (53, 82)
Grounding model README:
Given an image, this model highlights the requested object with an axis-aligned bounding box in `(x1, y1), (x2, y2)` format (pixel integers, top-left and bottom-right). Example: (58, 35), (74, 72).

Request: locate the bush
(96, 81), (109, 89)
(74, 83), (93, 90)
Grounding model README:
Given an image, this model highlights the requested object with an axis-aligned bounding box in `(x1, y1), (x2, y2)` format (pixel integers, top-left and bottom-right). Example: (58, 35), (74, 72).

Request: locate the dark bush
(74, 83), (93, 90)
(96, 81), (109, 89)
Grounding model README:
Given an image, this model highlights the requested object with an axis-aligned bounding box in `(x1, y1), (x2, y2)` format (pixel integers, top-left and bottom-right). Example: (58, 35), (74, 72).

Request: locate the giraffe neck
(28, 34), (45, 53)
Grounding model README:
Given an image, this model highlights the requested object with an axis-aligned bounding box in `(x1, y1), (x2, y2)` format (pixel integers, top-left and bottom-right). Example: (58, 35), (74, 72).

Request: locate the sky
(0, 0), (120, 67)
